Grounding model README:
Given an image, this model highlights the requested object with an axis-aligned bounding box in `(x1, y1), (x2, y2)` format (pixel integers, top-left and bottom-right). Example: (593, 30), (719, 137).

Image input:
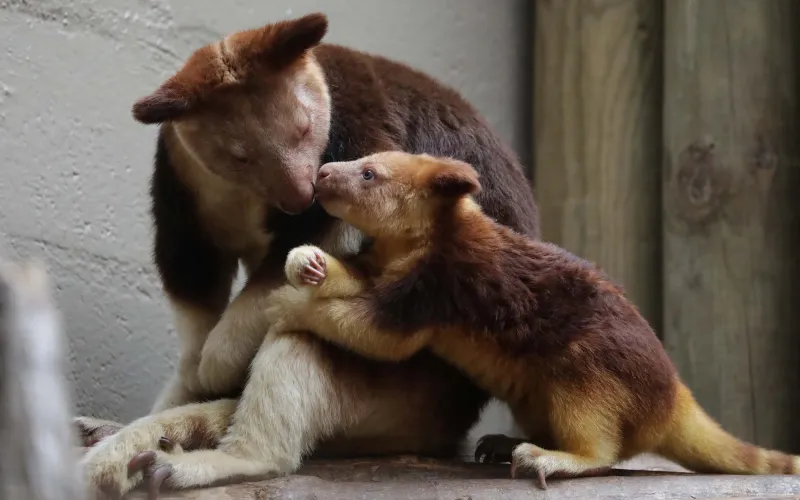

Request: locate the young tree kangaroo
(78, 13), (540, 496)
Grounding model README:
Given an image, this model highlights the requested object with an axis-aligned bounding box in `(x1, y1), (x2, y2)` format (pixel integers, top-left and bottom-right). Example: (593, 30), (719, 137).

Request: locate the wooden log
(533, 0), (663, 333)
(0, 257), (83, 500)
(662, 0), (800, 449)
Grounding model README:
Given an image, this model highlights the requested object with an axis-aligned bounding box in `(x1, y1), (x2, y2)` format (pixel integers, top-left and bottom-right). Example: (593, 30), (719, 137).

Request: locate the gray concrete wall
(0, 0), (530, 446)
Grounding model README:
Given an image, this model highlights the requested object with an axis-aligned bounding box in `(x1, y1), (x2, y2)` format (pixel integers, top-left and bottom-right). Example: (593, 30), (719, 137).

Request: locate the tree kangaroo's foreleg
(195, 260), (290, 397)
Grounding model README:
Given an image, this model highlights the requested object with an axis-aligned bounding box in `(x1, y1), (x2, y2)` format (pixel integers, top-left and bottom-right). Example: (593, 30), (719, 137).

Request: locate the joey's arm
(269, 287), (432, 362)
(305, 295), (433, 362)
(274, 245), (431, 361)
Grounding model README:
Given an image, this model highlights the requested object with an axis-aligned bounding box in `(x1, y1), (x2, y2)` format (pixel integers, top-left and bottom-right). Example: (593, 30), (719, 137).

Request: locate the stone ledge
(120, 455), (800, 500)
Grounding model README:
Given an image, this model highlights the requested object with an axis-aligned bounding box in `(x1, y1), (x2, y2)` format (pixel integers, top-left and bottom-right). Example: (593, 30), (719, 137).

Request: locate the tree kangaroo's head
(132, 13), (332, 215)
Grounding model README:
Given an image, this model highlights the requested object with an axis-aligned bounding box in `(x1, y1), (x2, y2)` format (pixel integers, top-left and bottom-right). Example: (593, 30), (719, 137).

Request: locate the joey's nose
(317, 167), (331, 180)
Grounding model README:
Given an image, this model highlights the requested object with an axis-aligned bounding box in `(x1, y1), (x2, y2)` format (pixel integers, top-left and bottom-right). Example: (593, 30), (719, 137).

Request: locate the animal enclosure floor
(123, 454), (800, 499)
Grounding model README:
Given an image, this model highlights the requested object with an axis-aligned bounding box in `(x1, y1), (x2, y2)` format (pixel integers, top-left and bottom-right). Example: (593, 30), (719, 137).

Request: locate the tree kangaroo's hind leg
(123, 330), (355, 495)
(123, 331), (486, 498)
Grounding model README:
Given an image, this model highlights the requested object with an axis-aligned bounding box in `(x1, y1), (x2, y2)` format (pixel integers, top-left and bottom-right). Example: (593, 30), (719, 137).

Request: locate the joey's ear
(261, 13), (328, 69)
(131, 85), (191, 124)
(429, 158), (481, 199)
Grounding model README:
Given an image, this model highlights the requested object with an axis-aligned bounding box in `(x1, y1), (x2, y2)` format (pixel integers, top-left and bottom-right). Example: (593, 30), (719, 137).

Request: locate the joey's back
(365, 204), (675, 394)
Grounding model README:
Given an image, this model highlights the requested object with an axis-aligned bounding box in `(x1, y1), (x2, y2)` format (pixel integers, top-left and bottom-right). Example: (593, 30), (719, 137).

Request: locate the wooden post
(663, 0), (800, 450)
(533, 0), (663, 334)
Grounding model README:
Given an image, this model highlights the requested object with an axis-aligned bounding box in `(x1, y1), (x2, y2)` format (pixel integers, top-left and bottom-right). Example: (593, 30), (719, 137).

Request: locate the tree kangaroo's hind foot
(74, 416), (126, 447)
(80, 399), (236, 498)
(127, 447), (282, 499)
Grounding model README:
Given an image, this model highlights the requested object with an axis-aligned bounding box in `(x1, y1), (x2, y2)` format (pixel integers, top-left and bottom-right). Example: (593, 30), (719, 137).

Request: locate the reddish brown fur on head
(131, 13), (332, 214)
(314, 151), (481, 238)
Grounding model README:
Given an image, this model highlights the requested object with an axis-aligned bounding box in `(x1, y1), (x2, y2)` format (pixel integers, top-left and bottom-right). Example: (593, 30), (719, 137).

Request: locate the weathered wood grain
(533, 0), (663, 333)
(663, 0), (800, 450)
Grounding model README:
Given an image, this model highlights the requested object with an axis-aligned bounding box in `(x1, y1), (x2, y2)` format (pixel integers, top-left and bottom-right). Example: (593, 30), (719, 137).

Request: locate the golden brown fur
(268, 151), (800, 488)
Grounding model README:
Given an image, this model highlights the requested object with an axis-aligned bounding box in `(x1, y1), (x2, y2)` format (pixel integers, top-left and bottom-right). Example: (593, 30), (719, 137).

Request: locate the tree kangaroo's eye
(230, 146), (248, 164)
(362, 169), (375, 181)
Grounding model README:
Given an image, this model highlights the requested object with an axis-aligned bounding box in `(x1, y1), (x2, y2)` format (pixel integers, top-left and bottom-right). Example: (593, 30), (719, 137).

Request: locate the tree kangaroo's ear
(428, 157), (482, 198)
(131, 13), (329, 125)
(132, 86), (191, 124)
(258, 12), (329, 70)
(131, 44), (222, 124)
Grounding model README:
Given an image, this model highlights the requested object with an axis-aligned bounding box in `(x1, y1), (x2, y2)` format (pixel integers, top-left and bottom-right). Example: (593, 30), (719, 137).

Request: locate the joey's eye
(362, 169), (375, 181)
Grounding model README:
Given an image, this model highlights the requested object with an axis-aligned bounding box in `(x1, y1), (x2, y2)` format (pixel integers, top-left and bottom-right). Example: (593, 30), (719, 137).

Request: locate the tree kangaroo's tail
(656, 382), (799, 475)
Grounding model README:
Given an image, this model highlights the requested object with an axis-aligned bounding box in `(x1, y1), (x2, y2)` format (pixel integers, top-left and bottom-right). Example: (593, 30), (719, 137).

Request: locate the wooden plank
(662, 0), (800, 449)
(532, 0), (663, 333)
(0, 257), (83, 500)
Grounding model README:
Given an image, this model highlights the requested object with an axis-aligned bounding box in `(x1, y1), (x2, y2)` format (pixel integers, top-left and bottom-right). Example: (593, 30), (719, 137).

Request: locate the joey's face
(315, 152), (425, 238)
(175, 63), (331, 214)
(315, 151), (481, 239)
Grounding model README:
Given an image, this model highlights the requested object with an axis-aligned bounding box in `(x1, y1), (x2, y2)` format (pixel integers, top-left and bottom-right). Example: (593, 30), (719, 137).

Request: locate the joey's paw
(75, 416), (124, 448)
(285, 245), (327, 287)
(510, 443), (549, 489)
(509, 443), (613, 490)
(474, 434), (527, 464)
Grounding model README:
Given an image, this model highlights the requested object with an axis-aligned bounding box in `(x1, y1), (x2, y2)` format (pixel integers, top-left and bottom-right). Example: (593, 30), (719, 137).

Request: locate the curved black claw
(145, 465), (173, 500)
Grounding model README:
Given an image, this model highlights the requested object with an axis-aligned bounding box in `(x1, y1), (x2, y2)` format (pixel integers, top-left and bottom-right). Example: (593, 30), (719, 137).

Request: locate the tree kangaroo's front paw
(285, 245), (327, 287)
(474, 434), (527, 464)
(80, 427), (180, 498)
(75, 416), (125, 448)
